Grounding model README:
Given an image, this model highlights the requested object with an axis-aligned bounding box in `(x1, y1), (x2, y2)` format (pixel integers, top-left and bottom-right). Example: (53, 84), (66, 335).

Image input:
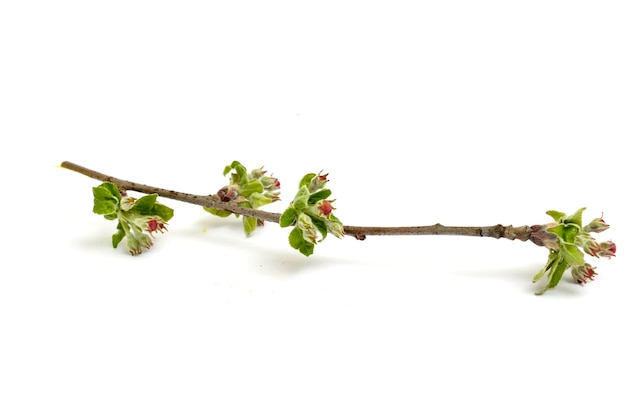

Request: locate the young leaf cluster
(93, 182), (174, 255)
(533, 208), (615, 295)
(279, 173), (344, 256)
(203, 160), (280, 235)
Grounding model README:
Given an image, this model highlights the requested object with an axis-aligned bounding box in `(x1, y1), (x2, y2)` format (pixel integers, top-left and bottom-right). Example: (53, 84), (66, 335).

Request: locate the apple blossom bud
(578, 236), (602, 257)
(572, 263), (597, 285)
(599, 241), (616, 258)
(584, 217), (610, 233)
(318, 200), (333, 216)
(309, 173), (329, 192)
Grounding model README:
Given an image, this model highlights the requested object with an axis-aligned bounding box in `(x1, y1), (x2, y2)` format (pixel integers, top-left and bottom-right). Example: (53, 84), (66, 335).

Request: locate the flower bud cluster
(532, 208), (615, 294)
(279, 172), (344, 256)
(92, 182), (173, 255)
(204, 161), (281, 235)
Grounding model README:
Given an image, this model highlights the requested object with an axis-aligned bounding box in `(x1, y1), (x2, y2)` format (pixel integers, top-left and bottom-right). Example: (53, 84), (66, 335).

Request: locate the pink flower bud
(260, 175), (281, 191)
(584, 216), (610, 233)
(580, 237), (602, 257)
(309, 172), (329, 192)
(250, 167), (267, 179)
(319, 200), (333, 216)
(146, 218), (167, 234)
(572, 263), (597, 285)
(599, 241), (616, 258)
(126, 232), (153, 256)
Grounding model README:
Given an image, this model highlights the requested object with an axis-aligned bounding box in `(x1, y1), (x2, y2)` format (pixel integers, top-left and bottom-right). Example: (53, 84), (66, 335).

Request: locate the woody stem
(60, 161), (534, 243)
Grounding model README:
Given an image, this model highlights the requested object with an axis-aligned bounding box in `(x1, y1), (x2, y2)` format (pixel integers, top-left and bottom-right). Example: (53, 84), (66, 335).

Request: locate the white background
(1, 1), (624, 416)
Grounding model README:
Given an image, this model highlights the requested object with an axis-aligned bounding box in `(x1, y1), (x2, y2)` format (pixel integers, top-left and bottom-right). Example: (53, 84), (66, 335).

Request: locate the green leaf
(128, 194), (173, 222)
(288, 227), (304, 250)
(310, 216), (328, 240)
(329, 213), (341, 222)
(536, 258), (569, 295)
(223, 163), (234, 176)
(152, 202), (174, 222)
(546, 210), (566, 222)
(239, 180), (264, 197)
(93, 200), (118, 216)
(549, 224), (579, 243)
(546, 223), (581, 243)
(92, 183), (121, 215)
(130, 194), (157, 214)
(299, 173), (316, 189)
(287, 227), (314, 255)
(308, 189), (332, 205)
(233, 162), (248, 184)
(280, 207), (297, 227)
(560, 243), (585, 267)
(112, 222), (126, 248)
(565, 207), (586, 227)
(243, 216), (257, 236)
(93, 182), (121, 201)
(299, 241), (315, 256)
(248, 192), (273, 208)
(547, 224), (565, 239)
(561, 224), (580, 243)
(203, 206), (232, 218)
(533, 252), (558, 282)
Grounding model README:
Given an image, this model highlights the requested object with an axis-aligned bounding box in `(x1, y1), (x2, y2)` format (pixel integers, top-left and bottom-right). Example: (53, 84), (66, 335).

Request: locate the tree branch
(60, 161), (534, 244)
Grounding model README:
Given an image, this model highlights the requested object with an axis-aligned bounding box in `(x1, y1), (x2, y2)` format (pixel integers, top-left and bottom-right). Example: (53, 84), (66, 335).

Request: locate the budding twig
(60, 161), (533, 244)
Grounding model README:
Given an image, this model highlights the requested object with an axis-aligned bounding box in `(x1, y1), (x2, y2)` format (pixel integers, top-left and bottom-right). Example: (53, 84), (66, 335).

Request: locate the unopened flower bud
(260, 175), (281, 191)
(126, 231), (153, 256)
(120, 196), (136, 211)
(126, 233), (142, 256)
(249, 192), (273, 207)
(326, 219), (345, 238)
(572, 263), (597, 285)
(318, 200), (333, 216)
(146, 218), (167, 234)
(250, 167), (267, 179)
(310, 173), (329, 192)
(599, 241), (616, 258)
(297, 213), (317, 244)
(584, 216), (610, 233)
(264, 191), (280, 202)
(578, 235), (602, 257)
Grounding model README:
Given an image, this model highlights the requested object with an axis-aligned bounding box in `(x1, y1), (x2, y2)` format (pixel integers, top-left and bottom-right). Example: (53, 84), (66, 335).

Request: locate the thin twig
(60, 161), (534, 244)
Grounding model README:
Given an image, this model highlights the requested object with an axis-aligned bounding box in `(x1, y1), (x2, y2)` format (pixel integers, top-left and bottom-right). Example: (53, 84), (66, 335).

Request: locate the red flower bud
(319, 200), (333, 216)
(584, 216), (610, 233)
(572, 263), (597, 285)
(146, 218), (166, 234)
(599, 241), (616, 258)
(580, 237), (602, 257)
